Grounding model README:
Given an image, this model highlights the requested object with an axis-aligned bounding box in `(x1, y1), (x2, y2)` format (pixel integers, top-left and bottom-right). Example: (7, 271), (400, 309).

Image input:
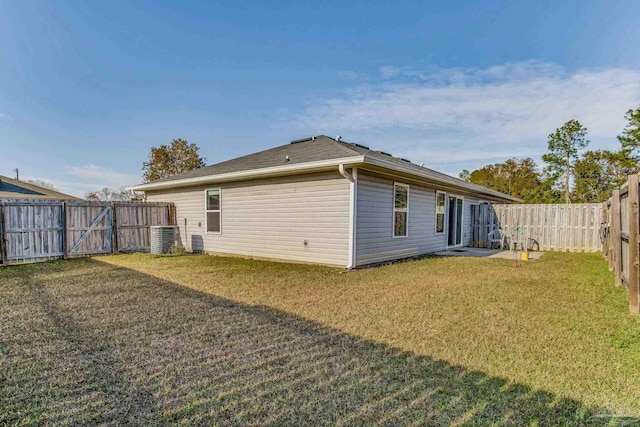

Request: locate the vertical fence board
(0, 204), (6, 264)
(612, 190), (622, 286)
(628, 175), (640, 314)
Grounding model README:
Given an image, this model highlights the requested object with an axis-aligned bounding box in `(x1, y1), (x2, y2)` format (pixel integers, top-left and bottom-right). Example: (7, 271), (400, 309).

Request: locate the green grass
(1, 252), (639, 425)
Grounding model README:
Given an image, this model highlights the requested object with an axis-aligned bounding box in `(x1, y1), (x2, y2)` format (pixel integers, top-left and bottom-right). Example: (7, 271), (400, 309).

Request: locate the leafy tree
(571, 108), (640, 202)
(573, 150), (619, 202)
(459, 169), (471, 182)
(467, 158), (544, 202)
(618, 106), (640, 157)
(542, 119), (589, 204)
(614, 106), (640, 183)
(537, 171), (564, 204)
(85, 192), (101, 201)
(142, 138), (206, 182)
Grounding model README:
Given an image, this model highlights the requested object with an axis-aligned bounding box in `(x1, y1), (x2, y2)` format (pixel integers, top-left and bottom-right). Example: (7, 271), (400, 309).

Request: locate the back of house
(130, 136), (519, 268)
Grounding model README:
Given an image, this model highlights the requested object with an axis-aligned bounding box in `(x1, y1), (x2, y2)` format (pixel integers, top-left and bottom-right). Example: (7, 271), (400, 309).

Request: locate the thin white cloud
(337, 70), (359, 80)
(65, 164), (140, 190)
(0, 112), (13, 121)
(293, 61), (640, 169)
(65, 164), (139, 186)
(379, 65), (402, 79)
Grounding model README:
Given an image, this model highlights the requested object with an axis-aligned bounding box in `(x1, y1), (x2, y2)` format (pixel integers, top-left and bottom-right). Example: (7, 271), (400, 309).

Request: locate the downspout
(339, 164), (357, 269)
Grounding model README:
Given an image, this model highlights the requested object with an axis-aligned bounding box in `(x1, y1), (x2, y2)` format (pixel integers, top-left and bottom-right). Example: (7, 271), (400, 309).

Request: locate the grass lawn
(1, 252), (639, 425)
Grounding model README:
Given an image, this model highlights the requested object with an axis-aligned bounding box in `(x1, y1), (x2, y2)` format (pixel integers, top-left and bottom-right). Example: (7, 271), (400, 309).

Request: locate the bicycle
(509, 227), (540, 252)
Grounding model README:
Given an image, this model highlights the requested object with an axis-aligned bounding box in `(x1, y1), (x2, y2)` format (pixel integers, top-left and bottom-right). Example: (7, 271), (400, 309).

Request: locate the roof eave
(361, 155), (521, 203)
(130, 153), (520, 203)
(128, 155), (366, 191)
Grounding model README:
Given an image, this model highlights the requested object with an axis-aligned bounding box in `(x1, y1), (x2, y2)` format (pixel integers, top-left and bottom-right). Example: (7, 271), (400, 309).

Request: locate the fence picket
(471, 203), (603, 252)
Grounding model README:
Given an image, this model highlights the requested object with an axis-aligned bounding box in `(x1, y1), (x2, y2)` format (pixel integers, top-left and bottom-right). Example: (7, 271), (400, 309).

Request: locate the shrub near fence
(0, 199), (175, 265)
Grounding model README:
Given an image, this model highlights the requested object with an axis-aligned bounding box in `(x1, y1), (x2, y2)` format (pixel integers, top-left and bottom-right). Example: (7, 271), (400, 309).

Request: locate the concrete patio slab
(433, 248), (545, 261)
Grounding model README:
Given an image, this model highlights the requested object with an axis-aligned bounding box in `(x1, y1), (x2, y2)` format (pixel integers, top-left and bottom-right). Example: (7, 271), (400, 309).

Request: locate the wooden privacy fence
(603, 175), (640, 314)
(0, 199), (175, 265)
(471, 203), (603, 252)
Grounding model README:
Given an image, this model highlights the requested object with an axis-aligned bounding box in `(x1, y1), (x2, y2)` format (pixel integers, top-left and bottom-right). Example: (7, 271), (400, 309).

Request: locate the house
(130, 136), (520, 268)
(0, 175), (77, 200)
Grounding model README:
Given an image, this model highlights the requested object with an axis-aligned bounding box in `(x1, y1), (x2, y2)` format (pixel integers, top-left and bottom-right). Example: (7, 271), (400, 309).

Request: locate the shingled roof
(146, 136), (359, 184)
(131, 136), (520, 202)
(0, 175), (78, 200)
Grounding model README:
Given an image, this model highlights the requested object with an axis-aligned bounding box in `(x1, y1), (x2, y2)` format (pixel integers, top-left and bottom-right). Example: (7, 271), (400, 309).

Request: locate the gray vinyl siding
(355, 174), (482, 266)
(145, 172), (351, 266)
(355, 173), (447, 266)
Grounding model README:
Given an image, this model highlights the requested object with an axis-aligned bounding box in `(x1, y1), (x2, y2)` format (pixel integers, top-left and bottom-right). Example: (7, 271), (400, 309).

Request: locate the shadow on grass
(0, 258), (625, 426)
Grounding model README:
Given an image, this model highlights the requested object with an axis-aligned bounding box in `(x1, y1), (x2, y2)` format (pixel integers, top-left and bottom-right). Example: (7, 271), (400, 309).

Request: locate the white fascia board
(128, 156), (366, 191)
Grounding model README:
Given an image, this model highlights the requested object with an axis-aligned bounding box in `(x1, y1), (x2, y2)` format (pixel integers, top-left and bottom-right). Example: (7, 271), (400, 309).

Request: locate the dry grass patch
(1, 252), (639, 425)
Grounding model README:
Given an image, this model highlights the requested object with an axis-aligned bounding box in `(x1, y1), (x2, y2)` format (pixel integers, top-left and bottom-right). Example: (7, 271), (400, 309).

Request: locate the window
(205, 188), (221, 233)
(393, 183), (409, 237)
(435, 191), (446, 234)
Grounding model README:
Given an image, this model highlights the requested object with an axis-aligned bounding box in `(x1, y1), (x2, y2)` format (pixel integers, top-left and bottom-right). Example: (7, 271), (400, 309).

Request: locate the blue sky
(1, 0), (639, 196)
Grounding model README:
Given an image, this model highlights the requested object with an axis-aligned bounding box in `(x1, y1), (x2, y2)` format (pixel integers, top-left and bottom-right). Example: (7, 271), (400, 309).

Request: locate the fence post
(0, 203), (6, 265)
(611, 189), (622, 286)
(604, 200), (611, 270)
(600, 202), (611, 260)
(628, 175), (640, 314)
(170, 203), (177, 226)
(111, 202), (118, 254)
(62, 202), (68, 259)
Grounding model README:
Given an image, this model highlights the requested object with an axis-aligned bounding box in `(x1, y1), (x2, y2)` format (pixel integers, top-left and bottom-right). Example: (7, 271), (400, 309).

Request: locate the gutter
(339, 164), (357, 270)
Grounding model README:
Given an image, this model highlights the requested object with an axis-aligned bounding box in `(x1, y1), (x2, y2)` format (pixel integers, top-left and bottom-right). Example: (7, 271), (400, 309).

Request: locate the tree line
(459, 106), (640, 203)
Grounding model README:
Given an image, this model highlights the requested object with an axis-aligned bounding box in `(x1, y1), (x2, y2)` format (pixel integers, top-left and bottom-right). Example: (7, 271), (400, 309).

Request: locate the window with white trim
(205, 188), (221, 233)
(435, 191), (446, 234)
(393, 183), (409, 237)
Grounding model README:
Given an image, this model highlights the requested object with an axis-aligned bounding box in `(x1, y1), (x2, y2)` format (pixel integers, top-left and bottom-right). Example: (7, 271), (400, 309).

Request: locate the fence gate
(1, 199), (174, 265)
(0, 201), (64, 264)
(65, 203), (113, 257)
(470, 203), (497, 248)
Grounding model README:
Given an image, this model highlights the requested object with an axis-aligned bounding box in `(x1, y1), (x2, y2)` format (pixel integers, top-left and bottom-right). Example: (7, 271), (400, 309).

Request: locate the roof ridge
(143, 135), (365, 185)
(314, 135), (363, 157)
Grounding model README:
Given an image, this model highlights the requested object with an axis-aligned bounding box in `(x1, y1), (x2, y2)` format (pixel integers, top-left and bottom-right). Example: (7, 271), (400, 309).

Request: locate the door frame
(446, 194), (464, 248)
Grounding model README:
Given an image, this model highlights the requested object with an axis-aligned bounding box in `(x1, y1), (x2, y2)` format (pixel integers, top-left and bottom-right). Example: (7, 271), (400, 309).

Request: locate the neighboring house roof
(130, 136), (521, 203)
(0, 175), (78, 200)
